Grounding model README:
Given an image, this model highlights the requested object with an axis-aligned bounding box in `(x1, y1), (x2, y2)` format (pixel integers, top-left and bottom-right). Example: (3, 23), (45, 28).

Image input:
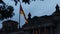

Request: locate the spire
(52, 4), (60, 16)
(55, 4), (59, 10)
(55, 4), (60, 13)
(28, 12), (31, 20)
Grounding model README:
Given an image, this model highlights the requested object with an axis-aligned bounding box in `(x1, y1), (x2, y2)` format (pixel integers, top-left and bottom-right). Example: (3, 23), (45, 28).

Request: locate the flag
(20, 5), (28, 23)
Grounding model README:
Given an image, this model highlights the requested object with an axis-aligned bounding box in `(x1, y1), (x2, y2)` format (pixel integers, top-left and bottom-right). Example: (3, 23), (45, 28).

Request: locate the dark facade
(0, 20), (25, 34)
(22, 4), (60, 34)
(0, 20), (19, 34)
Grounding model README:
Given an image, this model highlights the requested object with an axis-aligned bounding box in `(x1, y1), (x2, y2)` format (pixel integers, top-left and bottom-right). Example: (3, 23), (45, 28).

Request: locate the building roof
(2, 20), (18, 24)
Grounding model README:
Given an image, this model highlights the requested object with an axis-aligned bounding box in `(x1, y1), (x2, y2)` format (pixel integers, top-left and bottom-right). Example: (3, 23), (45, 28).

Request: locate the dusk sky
(0, 0), (60, 28)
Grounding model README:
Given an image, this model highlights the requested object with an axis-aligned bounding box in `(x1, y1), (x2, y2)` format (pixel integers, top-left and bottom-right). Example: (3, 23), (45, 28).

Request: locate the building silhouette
(0, 20), (18, 34)
(0, 20), (25, 34)
(2, 20), (18, 32)
(22, 4), (60, 34)
(0, 4), (60, 34)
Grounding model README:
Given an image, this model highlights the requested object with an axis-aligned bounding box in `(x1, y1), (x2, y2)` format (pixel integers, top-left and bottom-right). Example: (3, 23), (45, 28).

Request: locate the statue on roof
(28, 12), (31, 20)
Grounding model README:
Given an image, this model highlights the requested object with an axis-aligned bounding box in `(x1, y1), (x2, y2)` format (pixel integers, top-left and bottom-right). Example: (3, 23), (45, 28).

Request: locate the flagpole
(19, 10), (20, 29)
(19, 0), (21, 29)
(19, 0), (28, 29)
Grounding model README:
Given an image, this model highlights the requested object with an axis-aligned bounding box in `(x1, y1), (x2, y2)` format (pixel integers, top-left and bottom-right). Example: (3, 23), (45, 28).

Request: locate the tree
(12, 0), (44, 6)
(13, 0), (20, 6)
(0, 4), (14, 20)
(0, 0), (5, 5)
(22, 0), (30, 4)
(22, 0), (44, 4)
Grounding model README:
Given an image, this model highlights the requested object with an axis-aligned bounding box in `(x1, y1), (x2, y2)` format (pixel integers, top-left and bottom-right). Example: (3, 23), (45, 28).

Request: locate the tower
(52, 4), (60, 15)
(55, 4), (60, 13)
(55, 4), (59, 10)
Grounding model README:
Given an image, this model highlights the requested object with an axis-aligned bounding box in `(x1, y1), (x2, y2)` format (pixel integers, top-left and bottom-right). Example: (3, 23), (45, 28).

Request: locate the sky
(0, 0), (60, 28)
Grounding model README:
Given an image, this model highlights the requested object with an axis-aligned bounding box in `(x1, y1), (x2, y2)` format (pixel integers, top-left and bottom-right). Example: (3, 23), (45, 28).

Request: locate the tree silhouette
(0, 4), (14, 20)
(22, 0), (30, 4)
(13, 0), (20, 6)
(22, 0), (44, 4)
(0, 0), (5, 5)
(12, 0), (44, 5)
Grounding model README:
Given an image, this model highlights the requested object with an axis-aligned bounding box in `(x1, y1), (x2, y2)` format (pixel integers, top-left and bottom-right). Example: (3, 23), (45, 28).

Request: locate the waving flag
(20, 5), (28, 23)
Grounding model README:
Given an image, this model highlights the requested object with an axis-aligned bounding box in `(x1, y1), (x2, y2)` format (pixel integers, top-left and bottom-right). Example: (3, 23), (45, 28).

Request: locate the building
(1, 20), (19, 34)
(0, 20), (25, 34)
(22, 4), (60, 34)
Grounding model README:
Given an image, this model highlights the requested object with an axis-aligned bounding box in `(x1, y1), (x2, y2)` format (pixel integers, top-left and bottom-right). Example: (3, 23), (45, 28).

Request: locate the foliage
(0, 4), (14, 20)
(13, 0), (44, 5)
